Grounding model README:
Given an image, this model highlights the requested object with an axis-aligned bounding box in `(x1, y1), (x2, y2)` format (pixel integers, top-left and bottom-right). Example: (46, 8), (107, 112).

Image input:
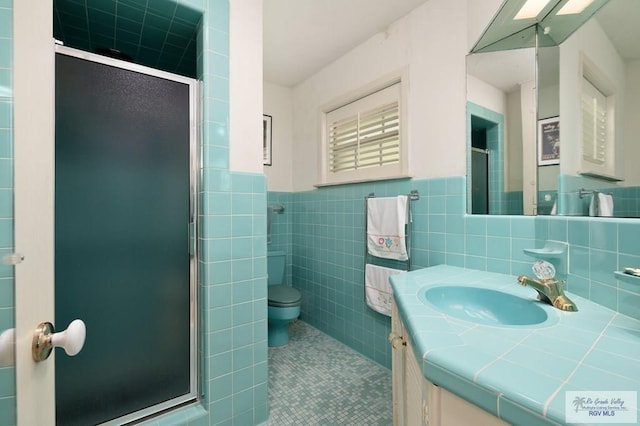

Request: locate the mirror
(466, 48), (537, 215)
(542, 0), (640, 217)
(468, 0), (640, 217)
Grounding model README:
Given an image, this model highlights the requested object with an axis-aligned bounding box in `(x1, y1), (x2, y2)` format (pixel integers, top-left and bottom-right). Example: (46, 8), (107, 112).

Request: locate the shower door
(13, 29), (199, 425)
(56, 46), (199, 425)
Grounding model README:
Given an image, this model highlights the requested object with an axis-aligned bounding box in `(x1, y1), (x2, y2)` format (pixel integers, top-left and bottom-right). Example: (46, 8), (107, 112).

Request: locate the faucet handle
(532, 260), (555, 280)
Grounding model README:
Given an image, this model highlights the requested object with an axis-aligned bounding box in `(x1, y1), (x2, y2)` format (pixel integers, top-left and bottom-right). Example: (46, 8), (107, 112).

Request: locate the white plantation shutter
(324, 83), (403, 183)
(581, 78), (607, 165)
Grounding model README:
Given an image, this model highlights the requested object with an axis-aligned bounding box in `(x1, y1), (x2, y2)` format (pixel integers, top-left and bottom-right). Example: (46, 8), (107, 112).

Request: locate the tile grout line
(472, 333), (532, 383)
(542, 313), (618, 417)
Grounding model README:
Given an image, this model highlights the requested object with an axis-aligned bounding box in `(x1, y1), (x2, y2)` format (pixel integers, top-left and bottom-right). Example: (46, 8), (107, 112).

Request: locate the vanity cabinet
(390, 301), (508, 426)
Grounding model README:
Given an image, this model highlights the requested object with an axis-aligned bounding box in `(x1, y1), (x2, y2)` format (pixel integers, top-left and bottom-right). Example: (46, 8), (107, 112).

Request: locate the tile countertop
(390, 265), (640, 425)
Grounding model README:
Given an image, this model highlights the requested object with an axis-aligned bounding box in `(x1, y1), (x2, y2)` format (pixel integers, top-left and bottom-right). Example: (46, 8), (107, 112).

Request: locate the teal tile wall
(0, 0), (13, 424)
(198, 1), (268, 424)
(555, 173), (640, 218)
(0, 90), (13, 423)
(505, 191), (524, 215)
(267, 192), (292, 285)
(280, 177), (541, 369)
(538, 216), (640, 320)
(610, 186), (640, 217)
(201, 173), (268, 426)
(269, 176), (640, 370)
(0, 0), (9, 92)
(290, 180), (418, 368)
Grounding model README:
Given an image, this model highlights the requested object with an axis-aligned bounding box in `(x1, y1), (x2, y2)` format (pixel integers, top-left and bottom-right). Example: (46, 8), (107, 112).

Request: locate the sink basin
(421, 285), (549, 326)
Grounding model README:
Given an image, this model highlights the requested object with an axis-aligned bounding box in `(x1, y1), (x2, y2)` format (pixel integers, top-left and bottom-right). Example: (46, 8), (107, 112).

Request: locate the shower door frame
(54, 44), (202, 426)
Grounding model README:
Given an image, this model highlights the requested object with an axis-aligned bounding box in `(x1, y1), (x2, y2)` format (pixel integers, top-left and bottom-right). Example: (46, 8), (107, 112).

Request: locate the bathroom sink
(420, 285), (549, 326)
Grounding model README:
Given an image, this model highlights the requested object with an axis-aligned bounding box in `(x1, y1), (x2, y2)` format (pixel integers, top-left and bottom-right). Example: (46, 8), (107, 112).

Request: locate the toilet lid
(268, 285), (301, 307)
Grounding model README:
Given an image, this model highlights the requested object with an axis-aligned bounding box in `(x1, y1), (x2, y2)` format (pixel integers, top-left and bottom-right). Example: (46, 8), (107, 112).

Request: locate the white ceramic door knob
(32, 319), (86, 362)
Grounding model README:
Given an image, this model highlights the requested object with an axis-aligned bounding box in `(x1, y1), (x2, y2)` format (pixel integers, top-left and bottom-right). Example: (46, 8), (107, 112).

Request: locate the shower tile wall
(53, 0), (201, 78)
(269, 177), (640, 370)
(0, 0), (13, 424)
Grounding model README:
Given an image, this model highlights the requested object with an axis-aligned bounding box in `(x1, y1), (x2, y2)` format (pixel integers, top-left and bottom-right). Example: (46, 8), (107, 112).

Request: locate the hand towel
(597, 193), (613, 216)
(365, 264), (404, 317)
(550, 200), (557, 215)
(367, 195), (409, 260)
(589, 192), (598, 217)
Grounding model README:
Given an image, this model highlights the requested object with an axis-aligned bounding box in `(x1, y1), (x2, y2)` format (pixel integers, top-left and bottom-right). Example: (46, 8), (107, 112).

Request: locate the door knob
(32, 319), (86, 362)
(388, 332), (405, 349)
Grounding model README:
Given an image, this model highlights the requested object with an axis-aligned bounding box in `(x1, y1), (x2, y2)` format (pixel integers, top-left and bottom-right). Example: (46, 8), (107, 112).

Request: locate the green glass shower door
(54, 50), (196, 425)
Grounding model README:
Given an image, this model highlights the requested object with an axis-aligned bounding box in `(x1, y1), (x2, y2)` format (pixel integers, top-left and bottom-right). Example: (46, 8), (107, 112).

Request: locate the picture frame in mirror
(538, 116), (560, 166)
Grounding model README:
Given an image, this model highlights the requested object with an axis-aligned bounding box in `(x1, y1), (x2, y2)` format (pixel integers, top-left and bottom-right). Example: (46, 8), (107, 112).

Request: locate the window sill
(314, 174), (413, 188)
(579, 171), (624, 182)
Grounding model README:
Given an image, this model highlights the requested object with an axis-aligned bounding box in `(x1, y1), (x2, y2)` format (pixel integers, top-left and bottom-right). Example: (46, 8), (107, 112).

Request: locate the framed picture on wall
(263, 114), (272, 166)
(538, 116), (560, 166)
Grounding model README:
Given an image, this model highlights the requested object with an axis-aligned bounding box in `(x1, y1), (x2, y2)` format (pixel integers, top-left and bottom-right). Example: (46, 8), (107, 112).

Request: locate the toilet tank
(267, 251), (286, 285)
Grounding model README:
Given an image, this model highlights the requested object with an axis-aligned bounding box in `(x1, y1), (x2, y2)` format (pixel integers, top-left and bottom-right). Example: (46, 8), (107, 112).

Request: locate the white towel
(597, 193), (613, 216)
(550, 200), (557, 215)
(367, 196), (409, 260)
(365, 264), (404, 316)
(589, 193), (597, 217)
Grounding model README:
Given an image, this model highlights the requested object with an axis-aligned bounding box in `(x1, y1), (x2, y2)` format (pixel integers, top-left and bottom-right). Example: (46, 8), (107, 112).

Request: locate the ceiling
(594, 0), (640, 60)
(262, 0), (429, 87)
(53, 0), (200, 78)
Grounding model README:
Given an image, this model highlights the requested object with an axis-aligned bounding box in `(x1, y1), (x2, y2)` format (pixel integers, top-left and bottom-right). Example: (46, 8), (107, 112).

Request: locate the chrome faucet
(517, 260), (578, 312)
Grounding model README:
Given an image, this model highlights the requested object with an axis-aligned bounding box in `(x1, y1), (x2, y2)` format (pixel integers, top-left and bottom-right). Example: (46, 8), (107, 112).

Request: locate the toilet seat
(268, 285), (302, 307)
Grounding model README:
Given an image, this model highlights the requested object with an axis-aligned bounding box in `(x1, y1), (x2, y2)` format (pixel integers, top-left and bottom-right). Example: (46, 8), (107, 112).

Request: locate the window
(579, 54), (616, 178)
(581, 77), (608, 165)
(320, 81), (407, 185)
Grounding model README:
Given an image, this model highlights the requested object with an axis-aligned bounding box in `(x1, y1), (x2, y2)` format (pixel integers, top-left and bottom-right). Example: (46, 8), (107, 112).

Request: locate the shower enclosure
(20, 44), (200, 425)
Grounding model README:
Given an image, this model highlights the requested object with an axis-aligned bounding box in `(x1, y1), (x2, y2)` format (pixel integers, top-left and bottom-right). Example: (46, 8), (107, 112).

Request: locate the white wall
(466, 0), (504, 51)
(466, 74), (507, 115)
(263, 82), (294, 191)
(261, 0), (504, 191)
(506, 89), (522, 191)
(229, 0), (264, 173)
(284, 0), (475, 191)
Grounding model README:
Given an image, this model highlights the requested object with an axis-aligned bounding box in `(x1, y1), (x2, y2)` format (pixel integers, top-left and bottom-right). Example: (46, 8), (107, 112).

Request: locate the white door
(14, 2), (57, 425)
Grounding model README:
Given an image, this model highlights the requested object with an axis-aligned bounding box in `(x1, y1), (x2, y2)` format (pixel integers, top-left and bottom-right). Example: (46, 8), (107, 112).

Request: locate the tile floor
(267, 321), (393, 425)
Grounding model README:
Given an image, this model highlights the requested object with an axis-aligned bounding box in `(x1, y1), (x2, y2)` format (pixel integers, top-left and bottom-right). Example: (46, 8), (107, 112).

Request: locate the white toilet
(267, 251), (302, 347)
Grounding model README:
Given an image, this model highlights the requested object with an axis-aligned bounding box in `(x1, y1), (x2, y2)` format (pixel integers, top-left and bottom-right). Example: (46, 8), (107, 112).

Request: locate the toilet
(267, 251), (302, 347)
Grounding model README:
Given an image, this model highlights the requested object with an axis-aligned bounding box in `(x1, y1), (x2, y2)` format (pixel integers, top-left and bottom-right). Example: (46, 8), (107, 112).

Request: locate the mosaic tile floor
(267, 321), (393, 426)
